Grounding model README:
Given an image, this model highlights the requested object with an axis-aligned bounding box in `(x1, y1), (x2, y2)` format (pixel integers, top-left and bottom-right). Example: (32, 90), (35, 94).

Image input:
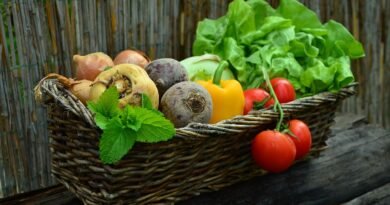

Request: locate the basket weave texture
(37, 79), (356, 205)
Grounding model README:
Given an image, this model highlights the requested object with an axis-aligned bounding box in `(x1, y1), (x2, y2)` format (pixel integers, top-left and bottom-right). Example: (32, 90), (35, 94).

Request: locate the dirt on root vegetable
(160, 81), (213, 128)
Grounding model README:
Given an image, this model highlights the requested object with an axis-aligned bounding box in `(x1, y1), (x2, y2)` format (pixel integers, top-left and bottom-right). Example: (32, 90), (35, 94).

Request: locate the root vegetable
(70, 80), (93, 104)
(113, 49), (151, 68)
(145, 58), (188, 98)
(160, 81), (212, 128)
(74, 52), (114, 81)
(34, 73), (92, 104)
(90, 64), (159, 109)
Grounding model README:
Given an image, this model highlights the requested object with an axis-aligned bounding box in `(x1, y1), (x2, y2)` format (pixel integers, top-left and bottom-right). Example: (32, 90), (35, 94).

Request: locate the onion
(113, 49), (151, 68)
(34, 73), (92, 105)
(74, 52), (114, 81)
(69, 79), (93, 104)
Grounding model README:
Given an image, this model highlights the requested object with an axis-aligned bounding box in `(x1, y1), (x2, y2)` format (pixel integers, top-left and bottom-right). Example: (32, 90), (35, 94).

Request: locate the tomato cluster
(245, 77), (312, 173)
(243, 77), (296, 114)
(251, 119), (312, 173)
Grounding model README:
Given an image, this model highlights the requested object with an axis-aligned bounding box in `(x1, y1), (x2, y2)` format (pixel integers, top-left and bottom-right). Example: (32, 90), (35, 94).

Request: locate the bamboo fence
(0, 0), (388, 199)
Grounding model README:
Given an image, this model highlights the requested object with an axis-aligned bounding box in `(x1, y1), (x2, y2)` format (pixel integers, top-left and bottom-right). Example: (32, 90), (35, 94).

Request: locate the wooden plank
(384, 0), (390, 129)
(0, 0), (57, 197)
(342, 183), (390, 205)
(0, 18), (8, 116)
(0, 18), (12, 193)
(0, 185), (80, 205)
(0, 45), (4, 198)
(28, 0), (49, 187)
(0, 5), (9, 64)
(55, 0), (72, 76)
(30, 0), (53, 189)
(13, 0), (33, 194)
(177, 124), (390, 205)
(3, 1), (23, 196)
(35, 0), (55, 187)
(331, 112), (367, 133)
(71, 0), (82, 54)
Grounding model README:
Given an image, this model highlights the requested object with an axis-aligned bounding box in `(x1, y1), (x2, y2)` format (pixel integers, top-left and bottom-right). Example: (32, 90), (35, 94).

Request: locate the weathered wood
(0, 185), (80, 205)
(342, 183), (390, 205)
(177, 124), (390, 205)
(331, 112), (367, 133)
(384, 0), (390, 129)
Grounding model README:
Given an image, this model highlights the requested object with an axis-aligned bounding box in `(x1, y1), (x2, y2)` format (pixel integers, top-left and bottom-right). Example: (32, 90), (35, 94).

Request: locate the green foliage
(193, 0), (365, 96)
(87, 88), (175, 164)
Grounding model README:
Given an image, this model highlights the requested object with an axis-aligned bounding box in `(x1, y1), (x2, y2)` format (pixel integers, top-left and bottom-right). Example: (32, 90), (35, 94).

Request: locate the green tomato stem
(260, 66), (284, 131)
(212, 60), (229, 86)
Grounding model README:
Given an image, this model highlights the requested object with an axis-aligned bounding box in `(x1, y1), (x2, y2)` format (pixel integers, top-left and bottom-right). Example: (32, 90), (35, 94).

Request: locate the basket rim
(35, 79), (357, 138)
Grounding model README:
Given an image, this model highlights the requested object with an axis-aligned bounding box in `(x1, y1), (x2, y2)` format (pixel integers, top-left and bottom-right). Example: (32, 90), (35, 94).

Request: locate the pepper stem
(212, 60), (229, 86)
(260, 66), (284, 131)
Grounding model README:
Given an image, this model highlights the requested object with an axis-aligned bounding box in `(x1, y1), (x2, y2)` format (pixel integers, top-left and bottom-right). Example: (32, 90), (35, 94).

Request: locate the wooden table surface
(1, 113), (389, 205)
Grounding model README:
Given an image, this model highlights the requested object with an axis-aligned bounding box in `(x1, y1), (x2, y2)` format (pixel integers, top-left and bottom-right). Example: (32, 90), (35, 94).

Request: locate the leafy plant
(87, 87), (175, 164)
(193, 0), (365, 96)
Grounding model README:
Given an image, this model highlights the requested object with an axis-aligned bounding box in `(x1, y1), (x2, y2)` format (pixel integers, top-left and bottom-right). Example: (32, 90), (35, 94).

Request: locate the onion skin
(70, 80), (93, 105)
(90, 64), (159, 109)
(34, 73), (92, 104)
(113, 50), (151, 68)
(74, 52), (114, 81)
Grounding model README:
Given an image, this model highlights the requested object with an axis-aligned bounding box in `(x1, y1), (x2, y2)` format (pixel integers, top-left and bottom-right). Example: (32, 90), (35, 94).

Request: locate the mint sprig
(87, 87), (175, 164)
(141, 93), (154, 110)
(99, 117), (137, 164)
(87, 87), (120, 129)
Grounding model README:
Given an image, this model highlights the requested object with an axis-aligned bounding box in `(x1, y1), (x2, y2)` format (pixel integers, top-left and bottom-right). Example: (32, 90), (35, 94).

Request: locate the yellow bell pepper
(196, 61), (245, 124)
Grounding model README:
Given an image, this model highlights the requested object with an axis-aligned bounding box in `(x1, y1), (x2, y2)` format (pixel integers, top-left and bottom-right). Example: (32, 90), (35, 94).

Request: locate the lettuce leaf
(323, 20), (365, 59)
(277, 0), (322, 30)
(192, 0), (365, 95)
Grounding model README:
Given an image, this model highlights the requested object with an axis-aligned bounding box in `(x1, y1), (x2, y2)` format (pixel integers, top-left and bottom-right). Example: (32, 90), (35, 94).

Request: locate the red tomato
(287, 119), (312, 160)
(251, 130), (296, 173)
(269, 77), (296, 103)
(243, 88), (275, 115)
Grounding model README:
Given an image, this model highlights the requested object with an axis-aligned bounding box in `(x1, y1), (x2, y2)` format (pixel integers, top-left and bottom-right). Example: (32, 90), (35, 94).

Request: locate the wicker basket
(36, 79), (356, 204)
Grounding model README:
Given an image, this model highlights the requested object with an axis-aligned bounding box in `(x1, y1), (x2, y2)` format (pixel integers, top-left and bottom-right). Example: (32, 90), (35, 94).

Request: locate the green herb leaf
(87, 87), (176, 164)
(133, 107), (176, 143)
(87, 87), (120, 129)
(94, 113), (111, 130)
(120, 106), (143, 131)
(99, 117), (136, 164)
(141, 93), (154, 110)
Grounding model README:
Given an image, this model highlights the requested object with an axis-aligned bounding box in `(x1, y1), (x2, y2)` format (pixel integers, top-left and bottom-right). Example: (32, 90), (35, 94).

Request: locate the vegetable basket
(35, 78), (356, 205)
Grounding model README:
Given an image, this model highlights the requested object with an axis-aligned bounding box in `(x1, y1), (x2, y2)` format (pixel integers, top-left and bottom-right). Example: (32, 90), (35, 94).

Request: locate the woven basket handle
(34, 79), (96, 127)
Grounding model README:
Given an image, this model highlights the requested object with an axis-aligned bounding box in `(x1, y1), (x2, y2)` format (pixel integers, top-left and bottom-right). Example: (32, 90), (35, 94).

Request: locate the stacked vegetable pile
(35, 0), (364, 175)
(187, 0), (364, 172)
(193, 0), (364, 94)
